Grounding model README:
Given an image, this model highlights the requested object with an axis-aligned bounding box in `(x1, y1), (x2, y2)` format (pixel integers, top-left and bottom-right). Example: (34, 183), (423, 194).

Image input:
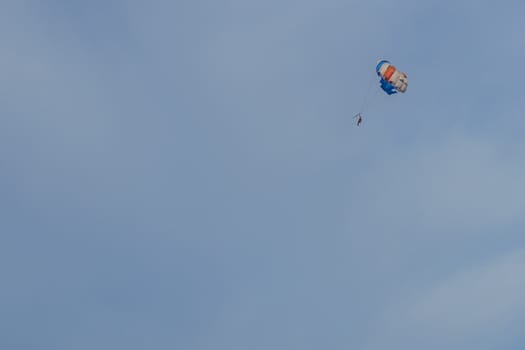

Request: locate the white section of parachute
(377, 62), (390, 76)
(392, 70), (408, 92)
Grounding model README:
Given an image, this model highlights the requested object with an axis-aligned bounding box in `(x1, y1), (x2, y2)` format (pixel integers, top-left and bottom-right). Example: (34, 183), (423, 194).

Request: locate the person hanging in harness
(353, 113), (363, 127)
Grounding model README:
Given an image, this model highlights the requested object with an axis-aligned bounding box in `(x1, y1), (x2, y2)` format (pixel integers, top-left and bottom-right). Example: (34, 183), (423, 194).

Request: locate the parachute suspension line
(362, 84), (382, 115)
(358, 75), (377, 115)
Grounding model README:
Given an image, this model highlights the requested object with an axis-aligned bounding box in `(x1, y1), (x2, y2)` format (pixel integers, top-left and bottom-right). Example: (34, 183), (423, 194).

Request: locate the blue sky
(2, 1), (525, 349)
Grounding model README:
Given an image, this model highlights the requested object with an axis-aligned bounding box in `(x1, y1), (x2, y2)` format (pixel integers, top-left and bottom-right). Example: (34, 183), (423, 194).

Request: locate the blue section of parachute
(375, 60), (389, 75)
(380, 78), (397, 95)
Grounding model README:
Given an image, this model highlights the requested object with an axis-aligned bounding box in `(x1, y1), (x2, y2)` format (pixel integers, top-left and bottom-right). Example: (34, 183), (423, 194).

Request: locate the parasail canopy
(376, 60), (408, 95)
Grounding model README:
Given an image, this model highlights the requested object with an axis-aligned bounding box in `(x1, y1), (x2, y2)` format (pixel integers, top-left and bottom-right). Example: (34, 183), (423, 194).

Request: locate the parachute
(376, 60), (408, 95)
(354, 59), (408, 126)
